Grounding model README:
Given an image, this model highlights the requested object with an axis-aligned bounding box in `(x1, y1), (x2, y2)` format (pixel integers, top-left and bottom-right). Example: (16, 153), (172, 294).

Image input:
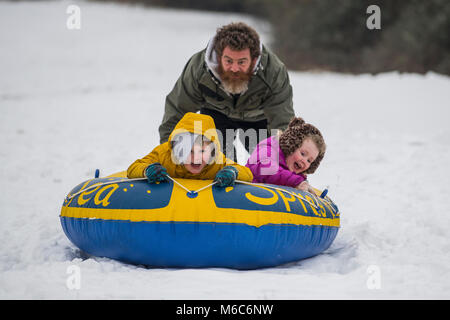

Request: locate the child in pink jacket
(245, 117), (326, 192)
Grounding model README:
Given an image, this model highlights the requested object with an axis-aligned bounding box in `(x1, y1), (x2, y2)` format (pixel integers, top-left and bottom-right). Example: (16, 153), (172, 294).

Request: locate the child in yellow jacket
(127, 113), (253, 187)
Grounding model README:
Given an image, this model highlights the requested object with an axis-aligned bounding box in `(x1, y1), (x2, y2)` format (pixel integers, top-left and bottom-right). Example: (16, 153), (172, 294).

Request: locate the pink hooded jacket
(245, 136), (306, 187)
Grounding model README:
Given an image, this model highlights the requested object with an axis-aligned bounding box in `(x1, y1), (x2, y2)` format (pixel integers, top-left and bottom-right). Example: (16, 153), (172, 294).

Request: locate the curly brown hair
(213, 22), (261, 60)
(279, 117), (326, 174)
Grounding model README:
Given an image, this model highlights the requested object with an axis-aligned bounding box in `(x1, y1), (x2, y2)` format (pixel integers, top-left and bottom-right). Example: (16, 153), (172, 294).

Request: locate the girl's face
(183, 142), (214, 174)
(285, 138), (319, 174)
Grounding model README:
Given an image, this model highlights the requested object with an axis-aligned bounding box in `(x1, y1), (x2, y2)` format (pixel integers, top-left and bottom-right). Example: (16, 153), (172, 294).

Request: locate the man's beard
(218, 63), (253, 95)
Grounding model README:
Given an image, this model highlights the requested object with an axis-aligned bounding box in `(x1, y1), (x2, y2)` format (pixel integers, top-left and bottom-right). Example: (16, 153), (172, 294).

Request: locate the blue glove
(214, 166), (238, 187)
(145, 163), (169, 184)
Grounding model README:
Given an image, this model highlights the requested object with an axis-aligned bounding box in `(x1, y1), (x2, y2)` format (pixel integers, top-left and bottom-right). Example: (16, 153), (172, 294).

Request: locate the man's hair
(214, 22), (261, 60)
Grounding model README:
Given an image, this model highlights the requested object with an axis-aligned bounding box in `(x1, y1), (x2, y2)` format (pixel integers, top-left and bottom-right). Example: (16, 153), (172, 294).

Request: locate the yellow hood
(127, 112), (253, 182)
(168, 112), (221, 159)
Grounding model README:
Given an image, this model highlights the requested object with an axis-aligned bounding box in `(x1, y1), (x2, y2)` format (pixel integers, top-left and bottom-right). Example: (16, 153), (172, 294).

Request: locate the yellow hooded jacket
(127, 113), (253, 182)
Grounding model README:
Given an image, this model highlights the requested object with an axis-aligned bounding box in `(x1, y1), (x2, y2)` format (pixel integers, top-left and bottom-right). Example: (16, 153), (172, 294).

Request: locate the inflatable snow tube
(60, 171), (340, 269)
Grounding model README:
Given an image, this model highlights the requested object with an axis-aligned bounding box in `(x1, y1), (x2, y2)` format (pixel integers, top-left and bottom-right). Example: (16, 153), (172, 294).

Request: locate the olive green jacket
(159, 41), (295, 144)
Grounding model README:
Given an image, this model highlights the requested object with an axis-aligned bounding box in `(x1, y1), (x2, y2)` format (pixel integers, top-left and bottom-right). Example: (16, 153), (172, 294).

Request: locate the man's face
(218, 46), (255, 94)
(220, 47), (253, 73)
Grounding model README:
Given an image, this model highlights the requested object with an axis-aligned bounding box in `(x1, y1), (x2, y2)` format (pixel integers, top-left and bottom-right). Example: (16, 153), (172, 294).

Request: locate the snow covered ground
(1, 0), (449, 299)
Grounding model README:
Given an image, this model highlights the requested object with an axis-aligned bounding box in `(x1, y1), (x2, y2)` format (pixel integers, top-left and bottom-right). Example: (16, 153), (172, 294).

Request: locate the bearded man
(159, 22), (295, 161)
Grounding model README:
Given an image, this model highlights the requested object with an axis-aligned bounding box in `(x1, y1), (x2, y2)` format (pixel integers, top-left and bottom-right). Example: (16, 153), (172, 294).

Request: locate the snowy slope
(0, 0), (449, 299)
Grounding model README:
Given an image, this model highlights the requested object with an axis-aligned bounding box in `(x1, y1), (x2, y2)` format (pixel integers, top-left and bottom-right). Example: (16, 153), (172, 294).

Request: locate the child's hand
(145, 163), (169, 184)
(214, 166), (238, 187)
(296, 181), (314, 193)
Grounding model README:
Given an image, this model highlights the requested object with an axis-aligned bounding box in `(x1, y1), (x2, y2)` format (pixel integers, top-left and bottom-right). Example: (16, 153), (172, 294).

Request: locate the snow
(1, 0), (449, 299)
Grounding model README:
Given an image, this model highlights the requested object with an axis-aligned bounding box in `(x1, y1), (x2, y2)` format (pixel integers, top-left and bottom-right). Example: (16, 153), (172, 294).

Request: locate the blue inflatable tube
(60, 172), (340, 269)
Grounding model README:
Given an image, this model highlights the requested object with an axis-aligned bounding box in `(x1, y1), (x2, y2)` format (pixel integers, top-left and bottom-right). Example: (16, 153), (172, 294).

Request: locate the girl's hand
(296, 181), (314, 193)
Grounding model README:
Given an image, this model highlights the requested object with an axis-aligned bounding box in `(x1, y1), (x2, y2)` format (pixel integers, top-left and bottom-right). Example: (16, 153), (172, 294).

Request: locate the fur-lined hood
(279, 117), (326, 174)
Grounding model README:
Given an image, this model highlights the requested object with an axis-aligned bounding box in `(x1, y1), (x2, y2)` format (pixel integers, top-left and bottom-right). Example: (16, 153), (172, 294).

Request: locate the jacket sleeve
(246, 160), (306, 188)
(218, 154), (253, 182)
(127, 143), (167, 178)
(231, 163), (254, 182)
(245, 140), (305, 187)
(158, 52), (205, 144)
(260, 60), (295, 135)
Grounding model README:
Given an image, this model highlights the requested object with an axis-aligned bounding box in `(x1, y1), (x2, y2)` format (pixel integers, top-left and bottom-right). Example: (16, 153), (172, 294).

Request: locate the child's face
(285, 138), (319, 174)
(183, 142), (213, 174)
